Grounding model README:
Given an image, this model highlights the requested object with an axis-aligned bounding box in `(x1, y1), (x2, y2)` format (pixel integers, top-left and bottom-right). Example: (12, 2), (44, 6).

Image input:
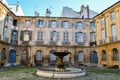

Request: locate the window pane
(112, 24), (116, 41)
(36, 20), (44, 27)
(101, 29), (105, 40)
(90, 32), (95, 42)
(78, 51), (84, 62)
(75, 32), (83, 42)
(76, 22), (82, 28)
(25, 20), (30, 27)
(36, 51), (42, 60)
(111, 12), (115, 20)
(90, 22), (95, 29)
(49, 21), (56, 28)
(63, 32), (69, 41)
(101, 18), (104, 25)
(62, 21), (69, 28)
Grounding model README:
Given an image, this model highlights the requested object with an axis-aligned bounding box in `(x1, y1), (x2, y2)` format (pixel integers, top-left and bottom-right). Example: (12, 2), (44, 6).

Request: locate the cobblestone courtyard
(0, 67), (120, 80)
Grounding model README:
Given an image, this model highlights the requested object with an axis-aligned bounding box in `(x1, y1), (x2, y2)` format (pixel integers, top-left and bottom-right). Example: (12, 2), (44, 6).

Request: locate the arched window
(102, 50), (107, 61)
(113, 48), (119, 61)
(50, 51), (56, 61)
(1, 48), (5, 60)
(90, 51), (98, 64)
(63, 54), (70, 61)
(36, 50), (42, 61)
(78, 51), (84, 62)
(21, 50), (28, 60)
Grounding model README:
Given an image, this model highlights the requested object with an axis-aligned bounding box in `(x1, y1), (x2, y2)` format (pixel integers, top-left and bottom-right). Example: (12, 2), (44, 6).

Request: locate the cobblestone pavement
(0, 67), (120, 80)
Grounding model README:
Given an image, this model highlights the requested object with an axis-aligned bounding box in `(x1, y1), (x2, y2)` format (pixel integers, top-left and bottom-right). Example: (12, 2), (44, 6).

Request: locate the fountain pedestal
(36, 52), (86, 78)
(53, 52), (70, 70)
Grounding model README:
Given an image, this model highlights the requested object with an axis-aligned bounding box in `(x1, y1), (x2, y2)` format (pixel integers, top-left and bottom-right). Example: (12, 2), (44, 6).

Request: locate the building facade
(95, 1), (120, 68)
(2, 1), (120, 68)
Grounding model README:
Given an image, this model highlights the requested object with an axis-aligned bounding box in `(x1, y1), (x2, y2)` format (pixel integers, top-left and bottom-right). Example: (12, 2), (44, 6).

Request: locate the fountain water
(36, 52), (86, 78)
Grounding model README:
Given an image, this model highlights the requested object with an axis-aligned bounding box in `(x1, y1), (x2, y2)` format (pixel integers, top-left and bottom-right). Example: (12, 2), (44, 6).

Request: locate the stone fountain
(36, 52), (86, 78)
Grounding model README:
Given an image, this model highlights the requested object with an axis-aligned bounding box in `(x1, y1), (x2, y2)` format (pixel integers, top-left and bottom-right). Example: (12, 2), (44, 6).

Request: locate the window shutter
(29, 31), (32, 41)
(83, 32), (87, 42)
(20, 31), (24, 41)
(57, 31), (59, 41)
(75, 32), (77, 42)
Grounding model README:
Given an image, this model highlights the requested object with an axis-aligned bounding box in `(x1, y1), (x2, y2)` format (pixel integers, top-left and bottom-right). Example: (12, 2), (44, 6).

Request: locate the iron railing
(99, 39), (106, 45)
(62, 41), (70, 46)
(49, 41), (57, 45)
(11, 40), (18, 45)
(35, 41), (43, 45)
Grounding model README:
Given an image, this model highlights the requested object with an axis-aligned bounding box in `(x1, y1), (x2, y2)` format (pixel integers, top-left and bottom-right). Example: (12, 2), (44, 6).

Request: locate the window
(90, 32), (95, 42)
(20, 31), (32, 41)
(102, 50), (107, 61)
(50, 51), (56, 61)
(1, 48), (5, 60)
(24, 31), (29, 41)
(78, 51), (84, 62)
(62, 21), (69, 28)
(5, 15), (9, 22)
(75, 32), (83, 42)
(63, 32), (69, 41)
(3, 27), (7, 39)
(101, 29), (106, 43)
(36, 50), (42, 61)
(75, 22), (82, 28)
(90, 22), (95, 29)
(13, 20), (17, 26)
(25, 20), (30, 27)
(50, 31), (59, 41)
(112, 24), (117, 41)
(113, 48), (119, 61)
(49, 20), (56, 28)
(37, 31), (43, 41)
(36, 20), (44, 27)
(101, 18), (104, 25)
(110, 12), (115, 20)
(63, 54), (70, 61)
(21, 50), (28, 60)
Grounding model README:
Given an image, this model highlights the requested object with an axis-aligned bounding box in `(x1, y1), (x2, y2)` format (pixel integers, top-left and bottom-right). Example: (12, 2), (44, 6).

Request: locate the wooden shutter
(20, 31), (24, 41)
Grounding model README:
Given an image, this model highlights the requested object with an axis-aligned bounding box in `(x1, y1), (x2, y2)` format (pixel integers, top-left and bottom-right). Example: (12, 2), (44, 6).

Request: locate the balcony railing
(49, 41), (57, 45)
(90, 41), (96, 46)
(110, 36), (117, 42)
(62, 41), (70, 46)
(22, 41), (29, 46)
(99, 39), (106, 45)
(3, 37), (9, 43)
(11, 40), (18, 45)
(35, 41), (43, 45)
(77, 42), (85, 46)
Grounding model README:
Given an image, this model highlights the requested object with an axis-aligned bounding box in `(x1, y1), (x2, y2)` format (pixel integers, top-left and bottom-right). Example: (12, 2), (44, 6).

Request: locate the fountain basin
(36, 68), (86, 78)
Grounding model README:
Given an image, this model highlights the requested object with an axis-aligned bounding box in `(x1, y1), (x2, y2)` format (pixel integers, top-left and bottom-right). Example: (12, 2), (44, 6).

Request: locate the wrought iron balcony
(62, 41), (70, 46)
(90, 41), (96, 46)
(49, 41), (57, 46)
(99, 39), (106, 45)
(35, 41), (43, 45)
(75, 42), (85, 46)
(11, 40), (18, 45)
(22, 41), (29, 46)
(110, 36), (117, 42)
(3, 37), (9, 43)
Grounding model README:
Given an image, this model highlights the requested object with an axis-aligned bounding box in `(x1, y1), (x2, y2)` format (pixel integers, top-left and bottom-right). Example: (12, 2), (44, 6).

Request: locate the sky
(7, 0), (119, 17)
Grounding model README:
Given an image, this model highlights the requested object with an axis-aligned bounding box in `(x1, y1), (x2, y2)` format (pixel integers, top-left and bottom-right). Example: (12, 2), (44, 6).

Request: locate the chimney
(87, 5), (90, 18)
(34, 11), (39, 16)
(45, 8), (51, 17)
(16, 1), (19, 12)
